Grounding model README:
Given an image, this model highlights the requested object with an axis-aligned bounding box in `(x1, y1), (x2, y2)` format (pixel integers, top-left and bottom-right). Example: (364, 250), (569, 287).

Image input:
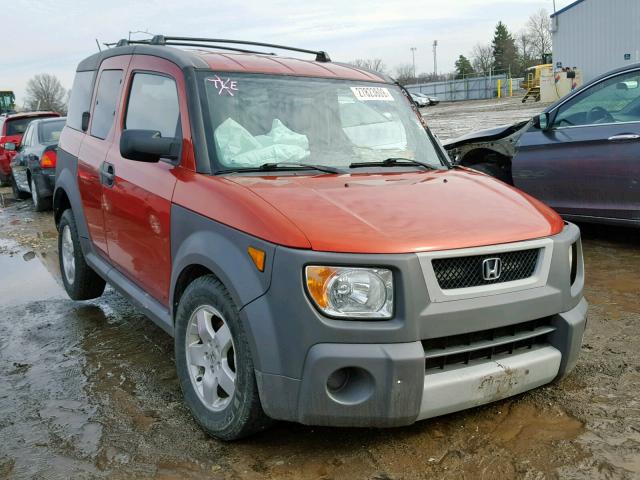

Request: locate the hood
(443, 121), (529, 149)
(227, 169), (564, 254)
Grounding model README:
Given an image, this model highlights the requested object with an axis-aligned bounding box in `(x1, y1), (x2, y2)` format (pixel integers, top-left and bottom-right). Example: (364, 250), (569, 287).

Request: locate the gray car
(445, 63), (640, 227)
(10, 117), (65, 211)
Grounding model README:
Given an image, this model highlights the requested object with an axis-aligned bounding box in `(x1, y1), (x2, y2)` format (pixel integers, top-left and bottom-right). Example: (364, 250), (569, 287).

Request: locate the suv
(0, 111), (60, 185)
(54, 36), (587, 441)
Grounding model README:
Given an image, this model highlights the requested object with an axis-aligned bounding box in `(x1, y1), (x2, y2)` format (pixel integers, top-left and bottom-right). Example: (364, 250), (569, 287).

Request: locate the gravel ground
(0, 98), (638, 480)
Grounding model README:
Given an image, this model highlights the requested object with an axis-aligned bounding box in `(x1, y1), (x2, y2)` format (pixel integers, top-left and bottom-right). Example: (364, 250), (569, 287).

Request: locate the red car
(0, 111), (60, 185)
(54, 36), (586, 440)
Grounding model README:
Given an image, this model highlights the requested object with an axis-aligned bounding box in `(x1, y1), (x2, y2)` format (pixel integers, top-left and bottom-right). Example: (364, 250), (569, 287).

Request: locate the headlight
(305, 266), (393, 319)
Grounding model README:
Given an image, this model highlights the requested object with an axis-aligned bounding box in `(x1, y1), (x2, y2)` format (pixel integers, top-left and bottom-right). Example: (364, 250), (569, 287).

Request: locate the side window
(91, 70), (123, 140)
(125, 73), (180, 138)
(554, 70), (640, 127)
(67, 71), (96, 131)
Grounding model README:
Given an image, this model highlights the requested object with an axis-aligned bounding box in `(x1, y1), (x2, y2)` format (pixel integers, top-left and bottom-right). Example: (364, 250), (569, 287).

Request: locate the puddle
(0, 239), (66, 306)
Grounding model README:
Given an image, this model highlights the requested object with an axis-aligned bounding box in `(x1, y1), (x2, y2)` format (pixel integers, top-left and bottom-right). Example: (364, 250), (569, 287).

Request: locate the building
(551, 0), (640, 82)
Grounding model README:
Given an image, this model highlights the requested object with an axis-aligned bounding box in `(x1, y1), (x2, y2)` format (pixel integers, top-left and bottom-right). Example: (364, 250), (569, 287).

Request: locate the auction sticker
(350, 86), (394, 102)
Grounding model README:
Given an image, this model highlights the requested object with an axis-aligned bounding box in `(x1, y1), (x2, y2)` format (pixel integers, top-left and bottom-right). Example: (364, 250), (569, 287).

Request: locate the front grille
(432, 248), (540, 290)
(423, 318), (554, 372)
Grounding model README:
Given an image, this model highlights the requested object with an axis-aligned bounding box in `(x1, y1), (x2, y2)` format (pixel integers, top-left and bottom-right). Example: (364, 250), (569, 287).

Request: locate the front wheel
(58, 209), (106, 300)
(470, 162), (511, 183)
(174, 275), (271, 441)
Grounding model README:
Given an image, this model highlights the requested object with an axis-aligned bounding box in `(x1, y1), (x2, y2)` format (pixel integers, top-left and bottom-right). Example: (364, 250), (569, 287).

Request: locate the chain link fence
(406, 74), (526, 102)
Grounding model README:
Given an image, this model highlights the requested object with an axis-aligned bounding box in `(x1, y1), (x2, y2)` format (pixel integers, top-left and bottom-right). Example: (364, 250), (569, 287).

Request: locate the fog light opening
(326, 367), (375, 405)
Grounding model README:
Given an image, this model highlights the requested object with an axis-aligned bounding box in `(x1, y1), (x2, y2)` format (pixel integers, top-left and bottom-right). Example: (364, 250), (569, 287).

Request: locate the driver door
(513, 68), (640, 221)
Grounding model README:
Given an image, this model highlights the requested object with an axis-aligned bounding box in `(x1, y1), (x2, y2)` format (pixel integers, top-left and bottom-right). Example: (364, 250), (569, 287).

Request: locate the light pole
(410, 47), (417, 79)
(432, 40), (438, 78)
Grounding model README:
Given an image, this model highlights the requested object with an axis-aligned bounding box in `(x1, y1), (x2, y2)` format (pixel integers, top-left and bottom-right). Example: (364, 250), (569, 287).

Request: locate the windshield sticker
(350, 86), (394, 102)
(206, 75), (239, 96)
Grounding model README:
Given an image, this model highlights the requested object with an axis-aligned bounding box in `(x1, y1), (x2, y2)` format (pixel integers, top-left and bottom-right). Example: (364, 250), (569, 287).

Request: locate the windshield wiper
(217, 162), (343, 175)
(349, 157), (439, 170)
(258, 162), (343, 174)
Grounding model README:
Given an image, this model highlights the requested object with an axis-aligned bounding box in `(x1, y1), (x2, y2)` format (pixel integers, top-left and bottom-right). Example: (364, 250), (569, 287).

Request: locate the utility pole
(410, 47), (417, 79)
(432, 40), (438, 78)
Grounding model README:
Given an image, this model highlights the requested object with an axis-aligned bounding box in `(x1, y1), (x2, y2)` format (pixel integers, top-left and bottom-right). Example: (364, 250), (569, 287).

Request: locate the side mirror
(81, 111), (90, 132)
(120, 129), (180, 163)
(3, 142), (16, 151)
(534, 112), (551, 131)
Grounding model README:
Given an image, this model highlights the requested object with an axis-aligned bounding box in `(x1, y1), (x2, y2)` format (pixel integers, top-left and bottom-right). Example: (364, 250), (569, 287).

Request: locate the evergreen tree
(491, 21), (519, 76)
(454, 55), (474, 79)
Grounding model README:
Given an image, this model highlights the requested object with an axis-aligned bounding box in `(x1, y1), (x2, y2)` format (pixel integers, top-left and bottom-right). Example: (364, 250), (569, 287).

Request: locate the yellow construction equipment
(521, 64), (552, 103)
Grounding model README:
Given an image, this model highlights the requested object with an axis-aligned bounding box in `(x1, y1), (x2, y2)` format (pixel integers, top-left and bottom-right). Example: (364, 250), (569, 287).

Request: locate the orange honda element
(54, 36), (587, 440)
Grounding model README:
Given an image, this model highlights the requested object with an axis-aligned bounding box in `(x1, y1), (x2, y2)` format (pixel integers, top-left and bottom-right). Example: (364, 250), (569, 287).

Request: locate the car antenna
(95, 39), (102, 52)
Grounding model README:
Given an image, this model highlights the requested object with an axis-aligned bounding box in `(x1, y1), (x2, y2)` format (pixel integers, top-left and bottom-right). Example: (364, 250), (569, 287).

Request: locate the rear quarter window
(67, 71), (96, 131)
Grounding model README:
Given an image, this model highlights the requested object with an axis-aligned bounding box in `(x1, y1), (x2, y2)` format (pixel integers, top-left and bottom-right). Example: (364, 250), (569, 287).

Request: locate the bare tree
(516, 30), (535, 70)
(471, 43), (493, 75)
(24, 74), (67, 113)
(394, 64), (416, 85)
(526, 9), (552, 62)
(349, 58), (387, 73)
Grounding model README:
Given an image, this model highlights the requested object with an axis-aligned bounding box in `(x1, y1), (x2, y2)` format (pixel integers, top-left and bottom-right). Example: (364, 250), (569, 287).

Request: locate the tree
(491, 21), (519, 75)
(349, 58), (387, 73)
(526, 9), (552, 63)
(516, 30), (536, 71)
(471, 43), (493, 75)
(394, 64), (416, 85)
(24, 74), (67, 113)
(454, 55), (474, 79)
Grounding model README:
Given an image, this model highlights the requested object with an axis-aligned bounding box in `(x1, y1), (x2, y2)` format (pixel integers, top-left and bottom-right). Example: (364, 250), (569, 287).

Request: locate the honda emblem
(482, 258), (502, 281)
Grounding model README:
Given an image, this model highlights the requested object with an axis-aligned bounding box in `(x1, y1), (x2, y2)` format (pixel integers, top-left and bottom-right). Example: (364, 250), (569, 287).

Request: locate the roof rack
(107, 35), (331, 62)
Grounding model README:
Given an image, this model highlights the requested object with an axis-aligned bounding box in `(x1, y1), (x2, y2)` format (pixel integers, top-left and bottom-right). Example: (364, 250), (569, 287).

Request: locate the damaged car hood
(443, 120), (530, 149)
(227, 169), (564, 254)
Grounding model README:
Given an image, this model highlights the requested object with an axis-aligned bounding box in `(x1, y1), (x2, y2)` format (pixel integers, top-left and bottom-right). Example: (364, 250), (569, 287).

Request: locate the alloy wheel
(61, 225), (76, 285)
(185, 305), (237, 412)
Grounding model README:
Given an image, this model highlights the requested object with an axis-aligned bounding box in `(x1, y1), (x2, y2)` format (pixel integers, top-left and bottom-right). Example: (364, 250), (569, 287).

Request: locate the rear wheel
(58, 209), (106, 300)
(174, 275), (271, 441)
(30, 176), (52, 211)
(10, 174), (29, 200)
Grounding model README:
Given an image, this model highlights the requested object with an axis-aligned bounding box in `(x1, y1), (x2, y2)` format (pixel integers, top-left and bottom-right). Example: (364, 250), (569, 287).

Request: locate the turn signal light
(40, 150), (57, 169)
(247, 246), (266, 272)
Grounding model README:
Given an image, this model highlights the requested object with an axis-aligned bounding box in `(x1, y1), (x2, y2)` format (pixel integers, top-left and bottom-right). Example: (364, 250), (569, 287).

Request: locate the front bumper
(256, 299), (586, 427)
(247, 223), (586, 427)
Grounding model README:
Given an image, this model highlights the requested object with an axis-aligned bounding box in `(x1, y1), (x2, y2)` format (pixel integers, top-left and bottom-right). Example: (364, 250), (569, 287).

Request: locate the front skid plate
(417, 345), (561, 420)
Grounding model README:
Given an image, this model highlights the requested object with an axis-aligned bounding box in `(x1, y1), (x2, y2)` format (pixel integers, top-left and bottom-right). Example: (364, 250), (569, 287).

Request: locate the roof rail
(107, 35), (331, 62)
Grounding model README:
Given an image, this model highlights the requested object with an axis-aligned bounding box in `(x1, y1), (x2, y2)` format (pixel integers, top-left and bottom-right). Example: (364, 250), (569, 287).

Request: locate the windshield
(198, 73), (446, 172)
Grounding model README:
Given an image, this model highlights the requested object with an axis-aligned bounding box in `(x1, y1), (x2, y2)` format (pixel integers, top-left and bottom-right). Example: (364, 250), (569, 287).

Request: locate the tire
(11, 174), (29, 200)
(58, 209), (106, 300)
(30, 176), (52, 212)
(174, 275), (271, 441)
(470, 162), (511, 183)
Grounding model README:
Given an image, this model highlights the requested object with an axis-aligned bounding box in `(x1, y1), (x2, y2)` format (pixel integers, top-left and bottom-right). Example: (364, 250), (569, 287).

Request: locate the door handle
(608, 134), (640, 142)
(100, 162), (116, 187)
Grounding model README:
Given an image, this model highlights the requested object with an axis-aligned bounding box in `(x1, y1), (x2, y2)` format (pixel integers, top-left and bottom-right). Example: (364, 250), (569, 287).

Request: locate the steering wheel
(586, 106), (614, 124)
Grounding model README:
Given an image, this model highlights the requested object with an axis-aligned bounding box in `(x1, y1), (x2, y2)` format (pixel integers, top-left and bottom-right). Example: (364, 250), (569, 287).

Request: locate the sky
(2, 0), (576, 106)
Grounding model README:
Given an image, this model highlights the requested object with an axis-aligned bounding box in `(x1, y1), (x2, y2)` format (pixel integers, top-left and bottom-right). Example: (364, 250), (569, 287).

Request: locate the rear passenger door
(77, 56), (129, 255)
(102, 56), (186, 305)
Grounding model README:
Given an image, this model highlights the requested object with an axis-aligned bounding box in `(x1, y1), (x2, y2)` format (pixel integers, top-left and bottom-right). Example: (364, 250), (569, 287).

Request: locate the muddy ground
(1, 97), (639, 479)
